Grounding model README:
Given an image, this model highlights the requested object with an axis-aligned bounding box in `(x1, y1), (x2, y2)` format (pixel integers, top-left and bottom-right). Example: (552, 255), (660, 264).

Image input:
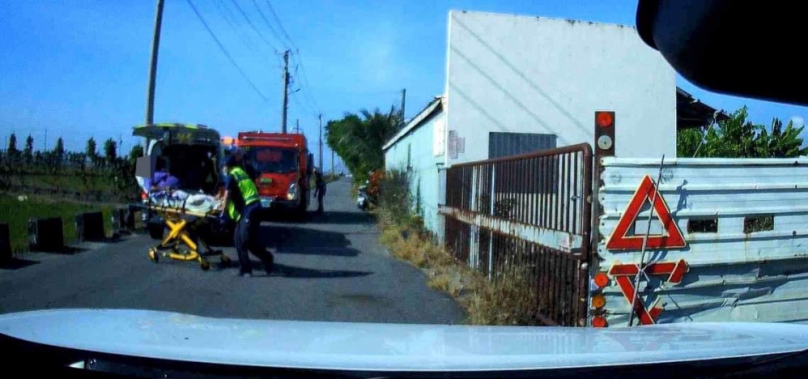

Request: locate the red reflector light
(140, 191), (148, 200)
(596, 112), (614, 127)
(592, 316), (608, 328)
(594, 272), (609, 288)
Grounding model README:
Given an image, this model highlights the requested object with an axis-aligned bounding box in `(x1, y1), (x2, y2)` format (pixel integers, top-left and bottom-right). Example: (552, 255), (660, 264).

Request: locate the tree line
(321, 103), (807, 184)
(2, 133), (144, 171)
(325, 106), (403, 183)
(678, 107), (807, 158)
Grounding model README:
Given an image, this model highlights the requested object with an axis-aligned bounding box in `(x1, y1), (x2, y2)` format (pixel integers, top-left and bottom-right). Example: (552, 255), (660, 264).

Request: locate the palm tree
(326, 106), (402, 182)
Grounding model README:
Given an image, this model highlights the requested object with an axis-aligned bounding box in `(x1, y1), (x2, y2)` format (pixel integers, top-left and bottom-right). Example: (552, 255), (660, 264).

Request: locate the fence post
(469, 168), (478, 269)
(0, 223), (10, 263)
(488, 165), (496, 281)
(437, 166), (447, 244)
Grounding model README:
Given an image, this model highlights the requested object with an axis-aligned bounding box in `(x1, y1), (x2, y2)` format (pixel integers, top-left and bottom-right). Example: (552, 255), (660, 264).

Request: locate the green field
(4, 171), (117, 191)
(0, 194), (114, 254)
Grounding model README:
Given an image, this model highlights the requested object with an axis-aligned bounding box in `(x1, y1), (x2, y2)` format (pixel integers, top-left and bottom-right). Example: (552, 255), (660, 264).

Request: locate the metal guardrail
(440, 143), (593, 326)
(598, 157), (808, 325)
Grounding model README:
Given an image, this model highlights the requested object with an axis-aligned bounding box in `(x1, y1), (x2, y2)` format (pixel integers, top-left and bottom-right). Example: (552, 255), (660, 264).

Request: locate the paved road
(0, 178), (465, 324)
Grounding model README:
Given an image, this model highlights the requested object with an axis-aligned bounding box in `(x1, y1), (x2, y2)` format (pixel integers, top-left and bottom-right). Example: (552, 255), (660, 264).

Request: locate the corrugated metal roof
(382, 97), (444, 151)
(676, 87), (730, 129)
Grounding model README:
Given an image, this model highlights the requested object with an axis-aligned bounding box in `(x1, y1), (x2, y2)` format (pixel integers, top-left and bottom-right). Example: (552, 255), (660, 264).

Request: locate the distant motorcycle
(357, 184), (369, 210)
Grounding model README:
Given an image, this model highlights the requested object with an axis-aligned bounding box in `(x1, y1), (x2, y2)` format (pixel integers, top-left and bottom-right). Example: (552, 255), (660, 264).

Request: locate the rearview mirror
(636, 0), (807, 105)
(307, 153), (314, 175)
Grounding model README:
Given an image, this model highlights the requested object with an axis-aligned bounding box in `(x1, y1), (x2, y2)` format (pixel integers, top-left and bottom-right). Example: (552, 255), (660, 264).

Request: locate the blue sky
(1, 0), (806, 169)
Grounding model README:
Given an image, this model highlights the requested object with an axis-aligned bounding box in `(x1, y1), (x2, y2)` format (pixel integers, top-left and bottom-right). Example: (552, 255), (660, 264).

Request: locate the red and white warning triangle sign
(606, 175), (686, 250)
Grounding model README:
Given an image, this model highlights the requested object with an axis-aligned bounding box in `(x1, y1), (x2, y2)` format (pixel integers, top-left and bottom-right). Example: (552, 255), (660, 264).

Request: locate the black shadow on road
(269, 263), (371, 279)
(279, 246), (361, 257)
(258, 210), (311, 224)
(0, 258), (40, 270)
(311, 211), (376, 225)
(257, 226), (359, 257)
(39, 246), (89, 255)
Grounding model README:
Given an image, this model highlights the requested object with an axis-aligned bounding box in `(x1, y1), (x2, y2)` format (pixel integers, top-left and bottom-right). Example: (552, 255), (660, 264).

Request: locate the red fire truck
(236, 131), (314, 217)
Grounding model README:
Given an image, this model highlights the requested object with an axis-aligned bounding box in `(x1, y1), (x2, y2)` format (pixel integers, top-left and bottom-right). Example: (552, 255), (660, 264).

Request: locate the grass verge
(377, 208), (541, 326)
(0, 194), (114, 253)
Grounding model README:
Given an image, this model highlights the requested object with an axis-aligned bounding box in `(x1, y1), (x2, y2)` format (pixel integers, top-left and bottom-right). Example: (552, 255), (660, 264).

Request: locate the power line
(227, 0), (322, 120)
(252, 0), (320, 113)
(250, 0), (288, 48)
(258, 0), (321, 114)
(213, 0), (276, 68)
(291, 90), (318, 118)
(343, 89), (404, 96)
(290, 53), (321, 114)
(286, 62), (318, 117)
(229, 0), (279, 52)
(264, 0), (297, 49)
(290, 88), (403, 98)
(215, 0), (257, 50)
(185, 0), (269, 102)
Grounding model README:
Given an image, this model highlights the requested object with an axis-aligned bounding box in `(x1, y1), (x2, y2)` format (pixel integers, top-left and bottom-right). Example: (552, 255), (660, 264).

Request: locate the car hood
(1, 309), (807, 372)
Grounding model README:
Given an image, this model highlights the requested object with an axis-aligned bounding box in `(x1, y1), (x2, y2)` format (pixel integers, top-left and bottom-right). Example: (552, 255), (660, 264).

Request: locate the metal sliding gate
(439, 143), (593, 326)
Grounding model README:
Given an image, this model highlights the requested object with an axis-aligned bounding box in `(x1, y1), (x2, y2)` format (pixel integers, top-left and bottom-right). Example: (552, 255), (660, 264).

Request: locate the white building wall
(445, 11), (676, 164)
(384, 111), (446, 233)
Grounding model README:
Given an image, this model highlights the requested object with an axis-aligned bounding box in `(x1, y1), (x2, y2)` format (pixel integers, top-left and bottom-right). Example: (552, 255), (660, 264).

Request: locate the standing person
(314, 168), (327, 214)
(236, 148), (258, 180)
(219, 154), (273, 277)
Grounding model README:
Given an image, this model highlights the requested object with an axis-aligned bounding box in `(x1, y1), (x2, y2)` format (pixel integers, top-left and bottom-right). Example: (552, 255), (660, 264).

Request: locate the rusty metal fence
(439, 143), (593, 326)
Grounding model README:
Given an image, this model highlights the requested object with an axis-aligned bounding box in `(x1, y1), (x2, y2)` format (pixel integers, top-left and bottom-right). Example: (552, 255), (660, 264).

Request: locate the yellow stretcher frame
(146, 206), (231, 271)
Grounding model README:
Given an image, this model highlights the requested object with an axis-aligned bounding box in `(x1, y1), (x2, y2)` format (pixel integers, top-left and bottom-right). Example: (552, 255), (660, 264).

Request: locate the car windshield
(243, 147), (297, 174)
(2, 1), (808, 374)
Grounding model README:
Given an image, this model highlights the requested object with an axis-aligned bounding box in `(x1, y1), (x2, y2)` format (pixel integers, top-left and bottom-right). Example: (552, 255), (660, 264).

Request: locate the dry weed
(378, 207), (541, 326)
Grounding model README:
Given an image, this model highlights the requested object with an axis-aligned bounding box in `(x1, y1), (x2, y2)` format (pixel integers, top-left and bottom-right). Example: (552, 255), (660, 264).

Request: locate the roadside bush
(378, 170), (405, 217)
(465, 269), (539, 326)
(427, 240), (538, 325)
(378, 169), (426, 235)
(377, 178), (542, 326)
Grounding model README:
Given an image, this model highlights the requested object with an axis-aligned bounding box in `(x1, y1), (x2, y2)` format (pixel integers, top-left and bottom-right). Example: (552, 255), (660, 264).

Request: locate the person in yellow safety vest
(219, 154), (274, 277)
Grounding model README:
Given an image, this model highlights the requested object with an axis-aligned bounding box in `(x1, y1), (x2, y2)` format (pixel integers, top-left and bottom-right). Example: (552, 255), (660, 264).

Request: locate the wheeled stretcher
(146, 205), (231, 271)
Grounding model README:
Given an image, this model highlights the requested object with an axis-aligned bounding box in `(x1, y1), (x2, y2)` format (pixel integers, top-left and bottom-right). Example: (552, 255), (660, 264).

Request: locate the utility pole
(44, 128), (48, 150)
(281, 50), (290, 133)
(318, 114), (323, 170)
(145, 0), (165, 125)
(331, 149), (335, 175)
(400, 88), (406, 126)
(295, 119), (299, 134)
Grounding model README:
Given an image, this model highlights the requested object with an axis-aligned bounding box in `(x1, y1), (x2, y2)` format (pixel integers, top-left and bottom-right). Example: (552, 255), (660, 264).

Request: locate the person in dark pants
(314, 169), (327, 214)
(235, 148), (258, 180)
(219, 155), (273, 277)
